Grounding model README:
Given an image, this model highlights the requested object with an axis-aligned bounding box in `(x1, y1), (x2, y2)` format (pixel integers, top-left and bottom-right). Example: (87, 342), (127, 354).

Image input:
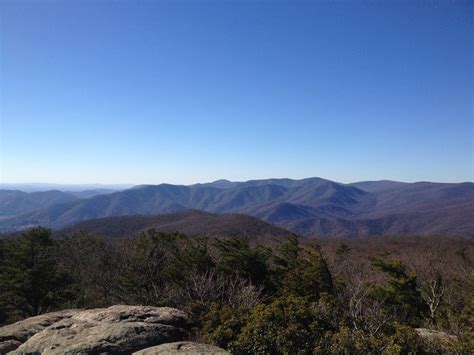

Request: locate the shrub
(202, 304), (249, 349)
(231, 295), (332, 354)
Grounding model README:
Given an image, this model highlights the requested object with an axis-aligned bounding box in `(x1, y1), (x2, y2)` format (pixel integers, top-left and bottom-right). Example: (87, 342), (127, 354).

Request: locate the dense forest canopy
(0, 229), (472, 354)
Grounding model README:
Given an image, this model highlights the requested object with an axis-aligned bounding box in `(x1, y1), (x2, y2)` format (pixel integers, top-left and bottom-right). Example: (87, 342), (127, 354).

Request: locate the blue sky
(1, 0), (472, 184)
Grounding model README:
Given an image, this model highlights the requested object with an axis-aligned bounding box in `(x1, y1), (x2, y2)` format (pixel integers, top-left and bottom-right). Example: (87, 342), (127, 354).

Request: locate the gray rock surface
(415, 328), (458, 341)
(2, 305), (189, 354)
(0, 309), (78, 353)
(133, 341), (229, 354)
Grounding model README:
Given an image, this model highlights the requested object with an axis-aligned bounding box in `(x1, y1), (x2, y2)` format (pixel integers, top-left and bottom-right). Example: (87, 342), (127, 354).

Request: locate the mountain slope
(282, 199), (474, 238)
(349, 180), (409, 193)
(66, 189), (118, 198)
(0, 190), (79, 217)
(359, 182), (474, 218)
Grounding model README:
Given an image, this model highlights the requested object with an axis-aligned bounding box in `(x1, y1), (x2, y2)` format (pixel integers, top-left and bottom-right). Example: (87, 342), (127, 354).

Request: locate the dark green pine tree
(280, 240), (334, 302)
(370, 253), (428, 326)
(274, 234), (301, 272)
(0, 239), (8, 325)
(215, 237), (271, 287)
(0, 228), (74, 317)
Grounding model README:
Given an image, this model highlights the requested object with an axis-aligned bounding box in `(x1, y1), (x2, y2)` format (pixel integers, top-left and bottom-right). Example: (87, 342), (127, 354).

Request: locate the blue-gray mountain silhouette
(0, 177), (472, 237)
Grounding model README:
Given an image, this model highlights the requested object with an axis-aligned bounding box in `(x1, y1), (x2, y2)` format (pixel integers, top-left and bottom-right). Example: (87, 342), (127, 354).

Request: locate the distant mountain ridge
(0, 190), (79, 217)
(0, 177), (472, 237)
(0, 183), (131, 192)
(0, 189), (122, 217)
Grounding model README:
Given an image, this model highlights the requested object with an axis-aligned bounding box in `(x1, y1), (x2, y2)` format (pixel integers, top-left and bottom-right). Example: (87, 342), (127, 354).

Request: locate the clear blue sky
(1, 0), (472, 185)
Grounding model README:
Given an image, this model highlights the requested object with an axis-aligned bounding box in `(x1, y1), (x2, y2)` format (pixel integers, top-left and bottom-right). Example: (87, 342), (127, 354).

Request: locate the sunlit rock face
(1, 305), (190, 354)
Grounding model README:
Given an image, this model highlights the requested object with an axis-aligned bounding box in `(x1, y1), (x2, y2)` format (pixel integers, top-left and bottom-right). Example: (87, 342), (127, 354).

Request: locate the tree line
(0, 228), (472, 354)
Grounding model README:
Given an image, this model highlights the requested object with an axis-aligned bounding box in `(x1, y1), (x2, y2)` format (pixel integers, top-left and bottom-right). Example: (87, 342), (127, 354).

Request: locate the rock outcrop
(0, 309), (78, 353)
(1, 305), (190, 354)
(415, 328), (458, 342)
(133, 341), (229, 354)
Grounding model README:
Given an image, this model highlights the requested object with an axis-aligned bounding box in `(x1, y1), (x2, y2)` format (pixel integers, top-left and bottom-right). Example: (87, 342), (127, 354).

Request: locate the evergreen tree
(370, 254), (428, 326)
(215, 237), (271, 287)
(280, 241), (334, 301)
(0, 228), (74, 317)
(274, 234), (300, 272)
(0, 239), (7, 325)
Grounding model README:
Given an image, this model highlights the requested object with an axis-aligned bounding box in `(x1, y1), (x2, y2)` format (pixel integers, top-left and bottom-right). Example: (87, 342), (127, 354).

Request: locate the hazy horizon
(1, 171), (473, 186)
(1, 0), (473, 185)
(1, 175), (473, 190)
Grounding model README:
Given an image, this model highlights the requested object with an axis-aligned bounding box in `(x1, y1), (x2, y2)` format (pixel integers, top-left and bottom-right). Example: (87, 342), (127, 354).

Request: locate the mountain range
(0, 177), (473, 237)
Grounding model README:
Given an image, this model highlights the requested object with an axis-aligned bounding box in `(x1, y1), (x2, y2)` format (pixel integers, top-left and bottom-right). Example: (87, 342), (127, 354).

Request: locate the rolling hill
(56, 210), (296, 239)
(0, 177), (472, 237)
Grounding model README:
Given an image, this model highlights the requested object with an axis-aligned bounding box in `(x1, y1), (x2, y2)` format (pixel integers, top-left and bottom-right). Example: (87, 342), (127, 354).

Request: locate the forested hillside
(57, 210), (295, 239)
